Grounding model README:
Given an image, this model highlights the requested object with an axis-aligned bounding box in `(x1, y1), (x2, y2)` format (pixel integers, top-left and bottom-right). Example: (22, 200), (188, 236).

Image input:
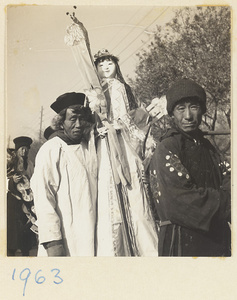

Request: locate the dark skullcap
(166, 79), (206, 116)
(50, 92), (86, 114)
(13, 136), (32, 151)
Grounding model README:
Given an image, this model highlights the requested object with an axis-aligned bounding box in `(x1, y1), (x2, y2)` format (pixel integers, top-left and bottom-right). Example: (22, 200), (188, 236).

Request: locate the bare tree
(129, 6), (231, 156)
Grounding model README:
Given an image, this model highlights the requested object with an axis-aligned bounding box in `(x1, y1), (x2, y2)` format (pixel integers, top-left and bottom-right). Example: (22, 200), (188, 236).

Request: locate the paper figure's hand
(146, 96), (167, 121)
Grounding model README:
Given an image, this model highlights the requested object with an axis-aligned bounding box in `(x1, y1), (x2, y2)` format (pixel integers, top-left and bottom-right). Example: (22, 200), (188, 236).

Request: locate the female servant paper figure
(65, 12), (161, 256)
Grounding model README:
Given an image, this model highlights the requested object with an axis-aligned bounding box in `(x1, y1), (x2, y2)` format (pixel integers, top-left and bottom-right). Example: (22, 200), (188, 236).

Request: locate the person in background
(149, 79), (231, 256)
(7, 136), (37, 256)
(31, 92), (97, 256)
(43, 126), (56, 140)
(12, 136), (34, 178)
(7, 148), (16, 178)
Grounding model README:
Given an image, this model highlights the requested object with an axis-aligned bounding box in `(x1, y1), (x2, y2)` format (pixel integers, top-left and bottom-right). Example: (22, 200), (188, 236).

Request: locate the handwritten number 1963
(12, 268), (63, 296)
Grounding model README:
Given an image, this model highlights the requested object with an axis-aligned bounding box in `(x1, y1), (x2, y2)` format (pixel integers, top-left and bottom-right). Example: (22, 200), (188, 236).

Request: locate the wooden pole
(39, 106), (43, 141)
(203, 130), (230, 135)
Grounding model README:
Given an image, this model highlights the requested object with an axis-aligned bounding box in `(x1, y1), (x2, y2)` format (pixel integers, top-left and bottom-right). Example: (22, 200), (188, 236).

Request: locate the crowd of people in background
(7, 136), (37, 256)
(6, 49), (231, 257)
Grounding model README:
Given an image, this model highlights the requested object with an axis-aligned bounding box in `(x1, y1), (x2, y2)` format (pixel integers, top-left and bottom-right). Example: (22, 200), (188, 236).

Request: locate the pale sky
(6, 5), (174, 146)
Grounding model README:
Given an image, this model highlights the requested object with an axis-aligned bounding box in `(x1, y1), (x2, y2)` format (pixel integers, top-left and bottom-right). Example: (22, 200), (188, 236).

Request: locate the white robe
(31, 132), (97, 256)
(96, 79), (158, 256)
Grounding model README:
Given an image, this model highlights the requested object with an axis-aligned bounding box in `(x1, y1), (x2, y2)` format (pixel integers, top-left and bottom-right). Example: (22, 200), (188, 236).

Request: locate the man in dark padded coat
(149, 79), (231, 256)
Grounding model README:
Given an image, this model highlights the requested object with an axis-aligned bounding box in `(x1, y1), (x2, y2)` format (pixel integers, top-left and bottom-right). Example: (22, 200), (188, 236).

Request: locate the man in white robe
(31, 92), (97, 256)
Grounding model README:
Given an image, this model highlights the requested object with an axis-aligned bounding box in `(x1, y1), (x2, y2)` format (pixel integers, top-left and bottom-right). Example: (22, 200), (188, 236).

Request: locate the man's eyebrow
(177, 101), (200, 105)
(189, 102), (200, 106)
(70, 109), (84, 114)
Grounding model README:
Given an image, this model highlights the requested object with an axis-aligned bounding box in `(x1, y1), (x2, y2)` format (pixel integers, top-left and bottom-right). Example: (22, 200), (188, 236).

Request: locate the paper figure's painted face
(96, 58), (117, 79)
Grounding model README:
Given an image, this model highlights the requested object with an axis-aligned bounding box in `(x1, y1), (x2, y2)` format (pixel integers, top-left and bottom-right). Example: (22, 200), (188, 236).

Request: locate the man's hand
(47, 244), (66, 256)
(43, 240), (66, 257)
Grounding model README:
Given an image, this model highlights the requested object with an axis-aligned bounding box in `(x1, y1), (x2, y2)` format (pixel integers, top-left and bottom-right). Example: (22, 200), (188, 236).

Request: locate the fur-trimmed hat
(13, 136), (32, 151)
(166, 79), (206, 116)
(50, 92), (86, 113)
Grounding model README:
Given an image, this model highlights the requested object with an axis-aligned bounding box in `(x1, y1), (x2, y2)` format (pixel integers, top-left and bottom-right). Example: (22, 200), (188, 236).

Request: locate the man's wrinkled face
(96, 58), (117, 79)
(172, 98), (202, 133)
(63, 108), (92, 142)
